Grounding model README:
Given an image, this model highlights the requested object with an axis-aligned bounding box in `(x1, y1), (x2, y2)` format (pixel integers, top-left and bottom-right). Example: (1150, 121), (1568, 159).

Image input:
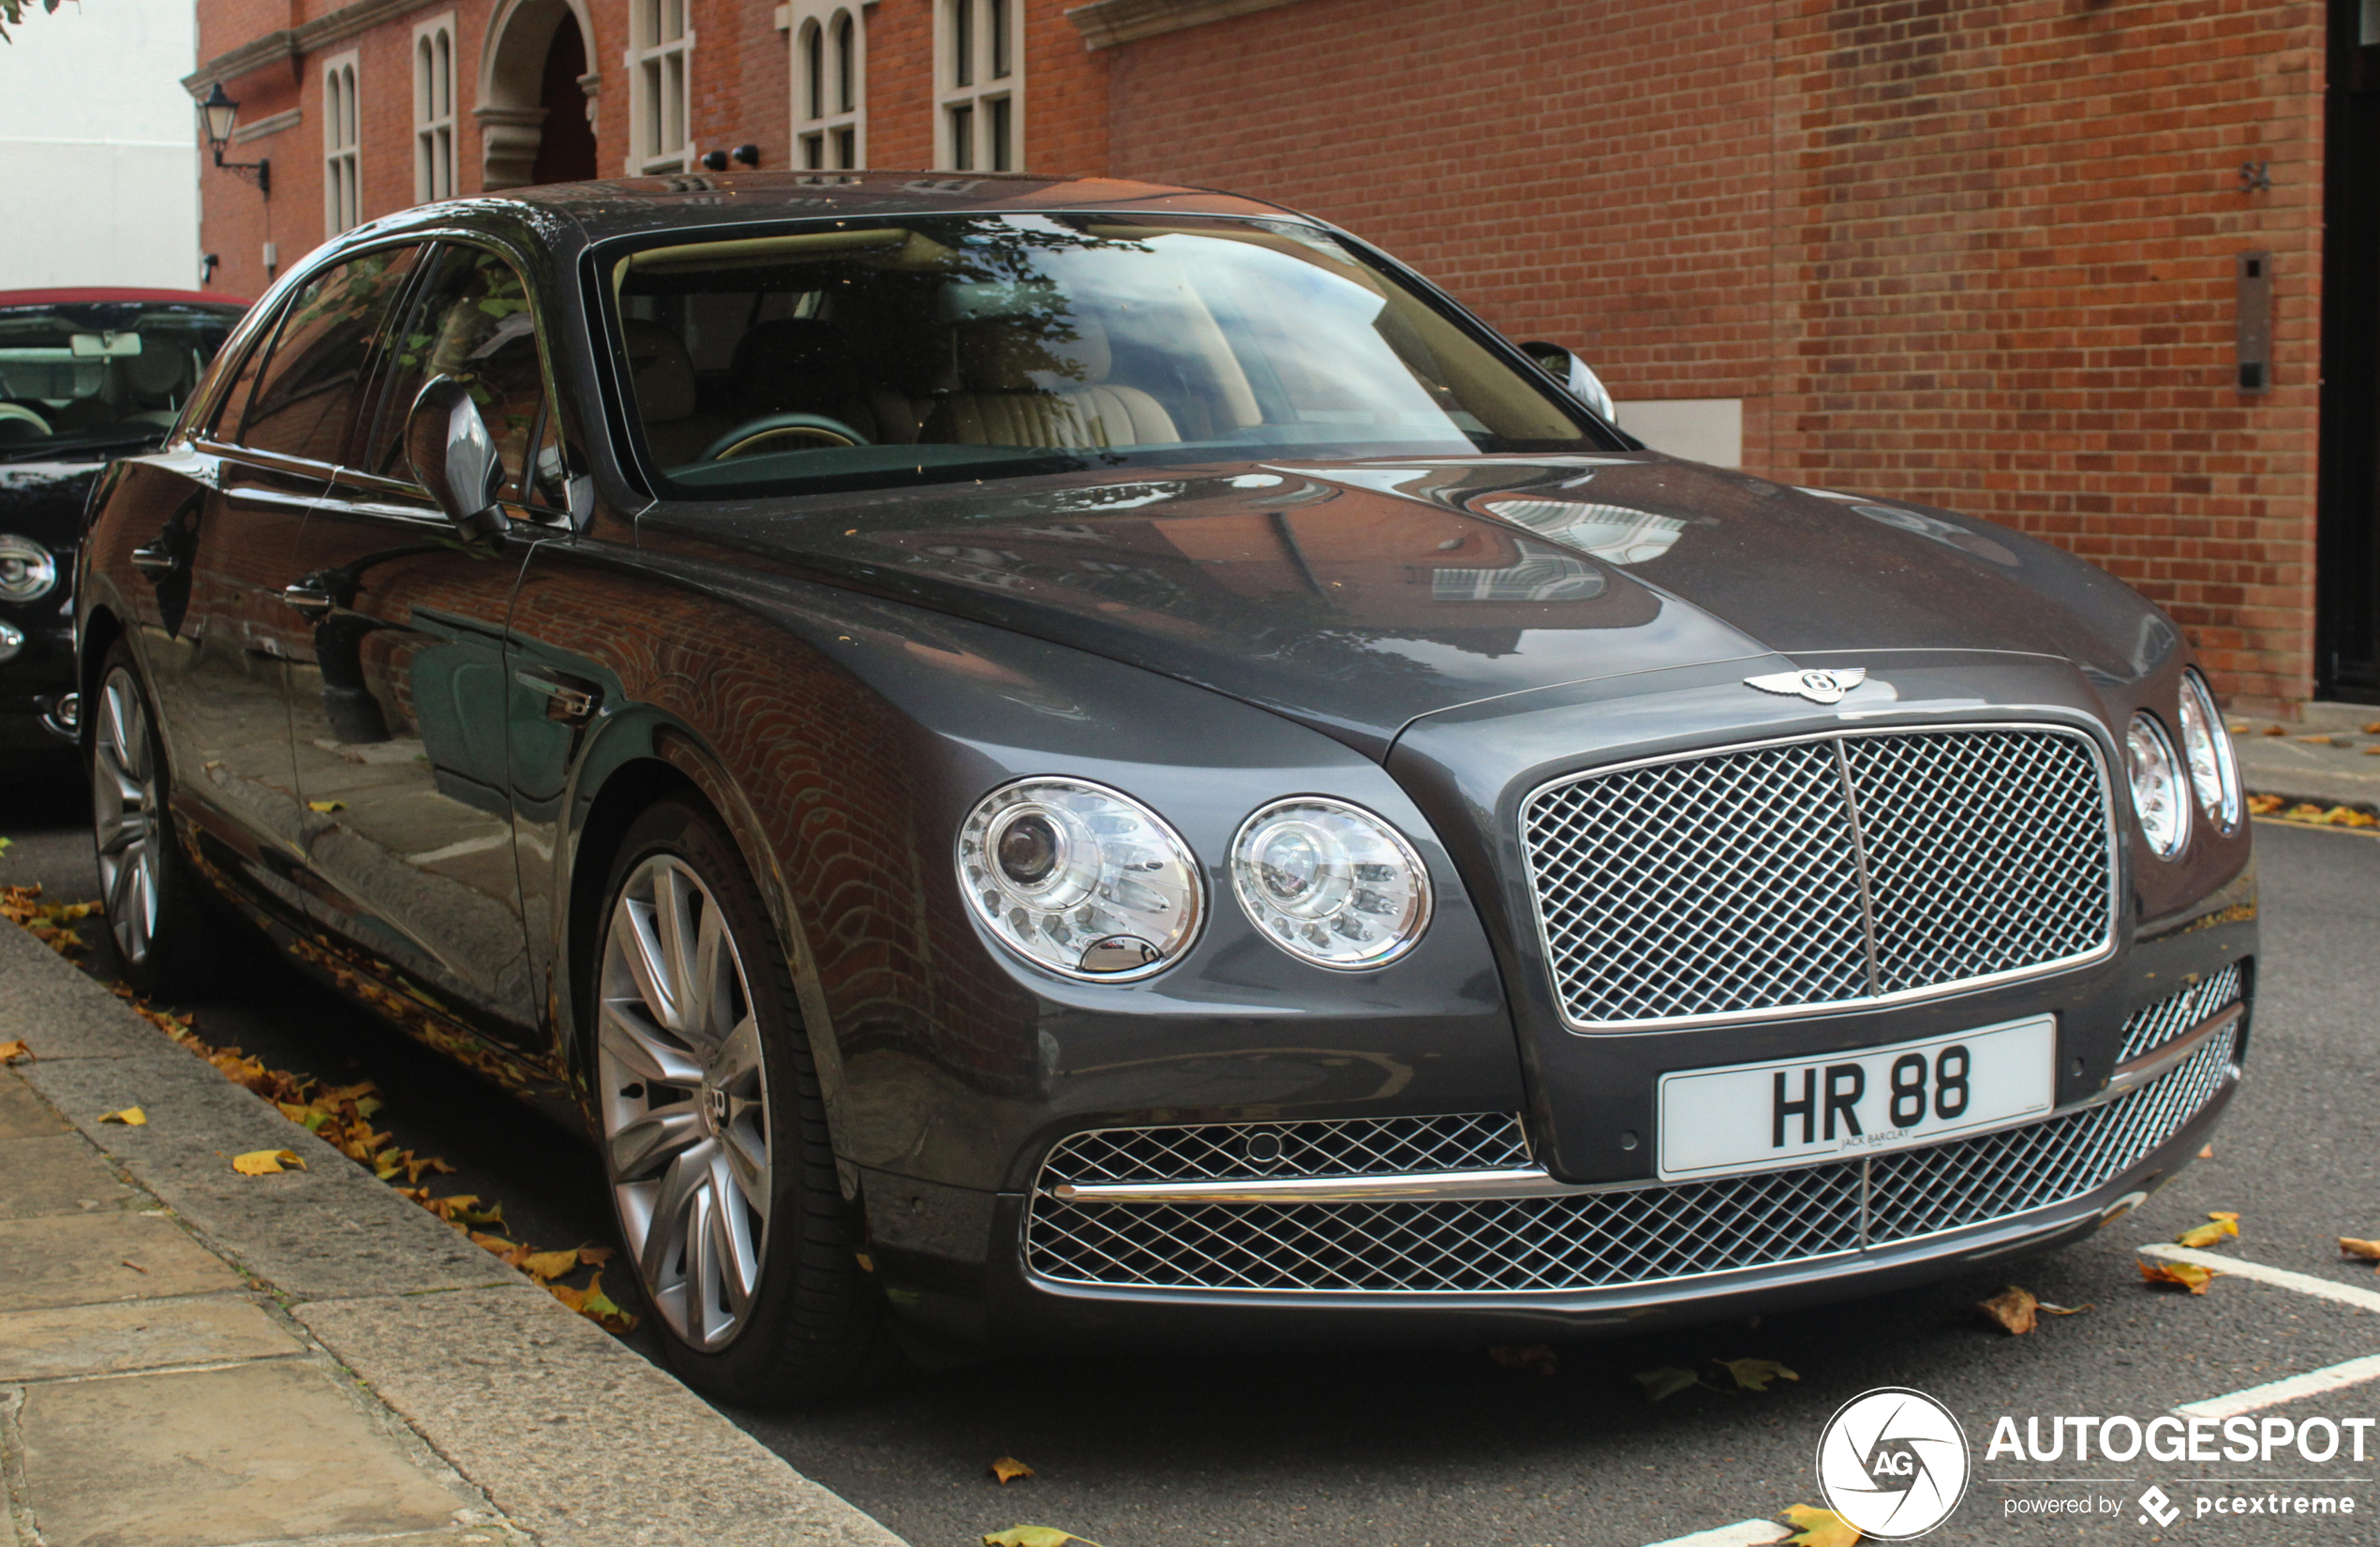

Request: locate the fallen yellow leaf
(1976, 1286), (2040, 1335)
(1714, 1357), (1799, 1391)
(1782, 1504), (1862, 1547)
(306, 799), (345, 813)
(983, 1530), (1101, 1547)
(2340, 1238), (2380, 1261)
(2176, 1216), (2240, 1248)
(1489, 1344), (1558, 1376)
(0, 1039), (29, 1064)
(1633, 1365), (1705, 1402)
(97, 1107), (147, 1126)
(2139, 1259), (2218, 1294)
(2198, 1143), (2216, 1159)
(231, 1148), (305, 1175)
(989, 1456), (1035, 1485)
(549, 1270), (637, 1334)
(520, 1247), (581, 1283)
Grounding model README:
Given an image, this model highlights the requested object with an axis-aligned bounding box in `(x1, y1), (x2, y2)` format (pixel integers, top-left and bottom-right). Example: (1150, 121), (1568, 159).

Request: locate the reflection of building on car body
(75, 172), (2254, 1408)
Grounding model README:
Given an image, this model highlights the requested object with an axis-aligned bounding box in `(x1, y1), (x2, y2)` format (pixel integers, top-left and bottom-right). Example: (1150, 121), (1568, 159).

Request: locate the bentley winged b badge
(1745, 666), (1867, 705)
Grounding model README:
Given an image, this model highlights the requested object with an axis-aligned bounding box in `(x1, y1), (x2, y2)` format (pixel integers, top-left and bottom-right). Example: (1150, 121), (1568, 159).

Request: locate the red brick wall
(1100, 0), (2324, 714)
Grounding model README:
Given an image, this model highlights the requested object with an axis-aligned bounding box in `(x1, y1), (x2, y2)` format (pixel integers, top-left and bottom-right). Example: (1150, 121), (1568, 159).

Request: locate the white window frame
(626, 0), (694, 175)
(791, 2), (865, 171)
(323, 51), (362, 235)
(412, 14), (456, 203)
(935, 0), (1020, 173)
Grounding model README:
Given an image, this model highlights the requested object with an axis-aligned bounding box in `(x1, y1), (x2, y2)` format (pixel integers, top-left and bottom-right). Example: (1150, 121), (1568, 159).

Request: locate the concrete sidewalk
(2232, 707), (2380, 813)
(0, 916), (908, 1547)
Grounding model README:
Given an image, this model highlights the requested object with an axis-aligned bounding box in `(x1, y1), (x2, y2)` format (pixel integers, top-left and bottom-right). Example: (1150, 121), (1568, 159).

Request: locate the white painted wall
(0, 0), (201, 290)
(1614, 398), (1745, 469)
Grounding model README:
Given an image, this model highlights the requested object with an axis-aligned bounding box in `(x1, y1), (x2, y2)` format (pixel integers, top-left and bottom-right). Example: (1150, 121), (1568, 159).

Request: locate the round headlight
(2125, 712), (2191, 859)
(957, 778), (1203, 981)
(2174, 670), (2242, 833)
(1230, 797), (1431, 969)
(0, 534), (56, 602)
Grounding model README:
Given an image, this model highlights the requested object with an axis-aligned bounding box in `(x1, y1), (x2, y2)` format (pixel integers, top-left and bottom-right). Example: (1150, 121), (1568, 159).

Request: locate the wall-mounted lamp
(699, 144), (763, 171)
(199, 82), (271, 196)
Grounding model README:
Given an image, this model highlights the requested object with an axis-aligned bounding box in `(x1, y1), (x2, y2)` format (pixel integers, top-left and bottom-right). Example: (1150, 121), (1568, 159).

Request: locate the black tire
(88, 640), (225, 997)
(588, 796), (884, 1404)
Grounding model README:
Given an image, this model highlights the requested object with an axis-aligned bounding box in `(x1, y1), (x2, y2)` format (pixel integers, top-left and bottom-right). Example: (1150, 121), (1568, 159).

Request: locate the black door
(151, 247), (424, 898)
(2319, 0), (2380, 699)
(284, 241), (561, 1039)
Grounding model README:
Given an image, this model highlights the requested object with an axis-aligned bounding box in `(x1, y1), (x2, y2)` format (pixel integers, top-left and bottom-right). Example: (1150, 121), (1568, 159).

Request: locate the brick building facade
(185, 0), (2379, 716)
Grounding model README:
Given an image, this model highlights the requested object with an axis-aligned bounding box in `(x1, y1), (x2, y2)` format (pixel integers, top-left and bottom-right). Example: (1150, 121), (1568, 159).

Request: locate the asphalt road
(6, 763), (2377, 1547)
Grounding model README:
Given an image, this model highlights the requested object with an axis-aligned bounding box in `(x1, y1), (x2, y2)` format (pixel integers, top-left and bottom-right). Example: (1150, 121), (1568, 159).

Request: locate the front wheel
(591, 797), (882, 1403)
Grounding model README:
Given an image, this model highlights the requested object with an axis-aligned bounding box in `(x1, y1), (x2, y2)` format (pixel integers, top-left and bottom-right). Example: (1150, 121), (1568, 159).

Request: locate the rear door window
(234, 246), (424, 464)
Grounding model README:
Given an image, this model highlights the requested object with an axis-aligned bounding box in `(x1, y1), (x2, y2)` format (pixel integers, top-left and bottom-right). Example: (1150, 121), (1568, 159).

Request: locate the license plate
(1656, 1015), (2057, 1181)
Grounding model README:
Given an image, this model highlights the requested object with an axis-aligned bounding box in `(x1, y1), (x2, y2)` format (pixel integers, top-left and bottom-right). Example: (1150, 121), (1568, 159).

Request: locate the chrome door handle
(129, 540), (181, 578)
(281, 581), (335, 619)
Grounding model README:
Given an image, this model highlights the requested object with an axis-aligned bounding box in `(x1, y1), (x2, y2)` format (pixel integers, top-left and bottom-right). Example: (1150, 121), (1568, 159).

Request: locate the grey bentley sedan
(76, 171), (2254, 1402)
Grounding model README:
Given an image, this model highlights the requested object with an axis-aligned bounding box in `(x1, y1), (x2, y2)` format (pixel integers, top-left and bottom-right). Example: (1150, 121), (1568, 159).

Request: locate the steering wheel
(0, 402), (52, 436)
(701, 412), (871, 461)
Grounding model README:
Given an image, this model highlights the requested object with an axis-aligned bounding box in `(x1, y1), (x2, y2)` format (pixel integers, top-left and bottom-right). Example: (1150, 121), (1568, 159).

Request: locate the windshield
(0, 300), (245, 462)
(604, 213), (1608, 498)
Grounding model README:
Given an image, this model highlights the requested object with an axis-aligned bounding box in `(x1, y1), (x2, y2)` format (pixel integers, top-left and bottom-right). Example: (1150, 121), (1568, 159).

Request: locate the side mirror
(404, 376), (505, 543)
(1518, 340), (1619, 426)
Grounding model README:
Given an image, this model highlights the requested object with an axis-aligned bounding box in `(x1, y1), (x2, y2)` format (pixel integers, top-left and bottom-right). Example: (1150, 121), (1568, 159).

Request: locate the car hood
(646, 454), (2168, 758)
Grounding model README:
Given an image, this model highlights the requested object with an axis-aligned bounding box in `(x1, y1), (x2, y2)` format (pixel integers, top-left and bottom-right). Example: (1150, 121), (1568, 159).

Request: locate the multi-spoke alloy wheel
(92, 664), (165, 968)
(598, 852), (772, 1351)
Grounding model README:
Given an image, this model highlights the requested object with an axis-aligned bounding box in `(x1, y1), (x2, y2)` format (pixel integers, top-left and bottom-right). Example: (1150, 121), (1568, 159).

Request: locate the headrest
(123, 337), (188, 397)
(953, 318), (1110, 393)
(620, 318), (695, 422)
(730, 317), (858, 414)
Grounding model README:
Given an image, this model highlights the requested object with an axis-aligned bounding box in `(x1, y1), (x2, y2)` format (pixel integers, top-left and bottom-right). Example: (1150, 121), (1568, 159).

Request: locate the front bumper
(958, 977), (2244, 1349)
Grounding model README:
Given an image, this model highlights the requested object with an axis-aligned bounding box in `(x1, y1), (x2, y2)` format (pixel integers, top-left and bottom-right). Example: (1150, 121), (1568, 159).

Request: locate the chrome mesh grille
(2117, 963), (2246, 1065)
(1522, 727), (2116, 1027)
(1042, 1113), (1530, 1186)
(1024, 1030), (2237, 1296)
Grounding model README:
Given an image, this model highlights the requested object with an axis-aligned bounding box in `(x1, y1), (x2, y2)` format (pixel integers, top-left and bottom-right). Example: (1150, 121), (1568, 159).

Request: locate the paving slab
(0, 916), (166, 1061)
(0, 1212), (243, 1309)
(297, 1285), (908, 1547)
(0, 1072), (67, 1138)
(2233, 726), (2380, 809)
(0, 1294), (304, 1382)
(0, 1130), (139, 1220)
(10, 1360), (483, 1547)
(22, 1050), (515, 1300)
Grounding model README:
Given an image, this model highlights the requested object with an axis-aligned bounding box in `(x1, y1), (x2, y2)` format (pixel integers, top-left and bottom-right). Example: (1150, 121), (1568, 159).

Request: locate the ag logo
(1815, 1387), (1971, 1540)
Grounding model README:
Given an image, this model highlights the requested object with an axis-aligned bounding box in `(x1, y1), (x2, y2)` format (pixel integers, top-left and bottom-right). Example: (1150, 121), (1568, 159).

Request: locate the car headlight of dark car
(958, 777), (1205, 979)
(0, 534), (57, 602)
(2124, 710), (2191, 858)
(2174, 669), (2243, 834)
(1230, 796), (1432, 969)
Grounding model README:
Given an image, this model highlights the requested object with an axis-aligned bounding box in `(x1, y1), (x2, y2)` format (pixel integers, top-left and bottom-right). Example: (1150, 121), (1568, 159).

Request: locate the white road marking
(2136, 1242), (2380, 1316)
(1638, 1521), (1792, 1547)
(2174, 1355), (2380, 1420)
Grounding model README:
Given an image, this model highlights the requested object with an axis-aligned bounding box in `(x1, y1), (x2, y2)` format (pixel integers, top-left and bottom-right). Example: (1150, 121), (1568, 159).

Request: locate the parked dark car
(0, 289), (246, 763)
(76, 173), (2254, 1403)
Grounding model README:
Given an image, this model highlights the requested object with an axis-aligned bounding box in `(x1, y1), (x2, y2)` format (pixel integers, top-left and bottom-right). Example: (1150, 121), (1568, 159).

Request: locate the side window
(236, 248), (424, 463)
(200, 323), (277, 441)
(363, 245), (555, 505)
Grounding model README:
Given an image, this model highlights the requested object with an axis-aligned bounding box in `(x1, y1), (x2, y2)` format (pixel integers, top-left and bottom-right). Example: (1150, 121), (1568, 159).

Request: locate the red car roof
(0, 287), (249, 308)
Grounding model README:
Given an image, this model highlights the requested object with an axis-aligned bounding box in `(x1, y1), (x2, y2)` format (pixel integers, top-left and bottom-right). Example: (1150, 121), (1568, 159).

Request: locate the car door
(144, 247), (424, 900)
(283, 241), (558, 1039)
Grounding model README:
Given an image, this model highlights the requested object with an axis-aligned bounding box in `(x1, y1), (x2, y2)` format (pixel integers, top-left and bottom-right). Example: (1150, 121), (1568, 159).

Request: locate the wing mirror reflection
(404, 376), (506, 543)
(1518, 340), (1619, 426)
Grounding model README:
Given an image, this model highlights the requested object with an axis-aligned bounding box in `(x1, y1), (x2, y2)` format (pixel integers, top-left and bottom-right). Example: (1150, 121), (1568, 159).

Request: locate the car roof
(340, 169), (1302, 250)
(0, 287), (250, 309)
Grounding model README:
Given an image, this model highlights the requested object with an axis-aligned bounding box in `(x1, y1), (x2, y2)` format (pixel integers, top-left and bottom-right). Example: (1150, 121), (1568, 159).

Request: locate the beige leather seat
(622, 319), (730, 466)
(924, 319), (1179, 450)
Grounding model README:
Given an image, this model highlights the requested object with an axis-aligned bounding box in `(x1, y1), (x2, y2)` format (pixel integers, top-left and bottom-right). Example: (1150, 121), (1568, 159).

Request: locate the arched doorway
(478, 0), (599, 189)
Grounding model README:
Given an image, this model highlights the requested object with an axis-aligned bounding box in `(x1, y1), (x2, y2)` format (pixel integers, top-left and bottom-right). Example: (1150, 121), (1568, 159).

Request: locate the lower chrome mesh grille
(1026, 1008), (2241, 1297)
(1041, 1113), (1530, 1186)
(2117, 963), (2246, 1065)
